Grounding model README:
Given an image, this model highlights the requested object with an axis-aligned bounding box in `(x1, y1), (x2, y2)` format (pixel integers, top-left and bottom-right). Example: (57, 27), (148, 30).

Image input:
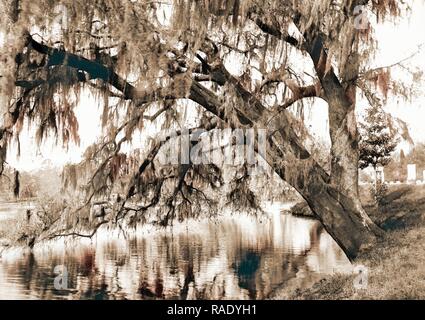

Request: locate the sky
(4, 1), (425, 172)
(373, 1), (425, 143)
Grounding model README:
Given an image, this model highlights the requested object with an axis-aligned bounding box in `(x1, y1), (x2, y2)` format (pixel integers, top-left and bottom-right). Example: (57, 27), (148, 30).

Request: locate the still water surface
(0, 202), (351, 299)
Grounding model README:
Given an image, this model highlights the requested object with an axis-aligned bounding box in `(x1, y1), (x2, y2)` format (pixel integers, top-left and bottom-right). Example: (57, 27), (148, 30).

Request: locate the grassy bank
(0, 201), (36, 248)
(281, 184), (425, 299)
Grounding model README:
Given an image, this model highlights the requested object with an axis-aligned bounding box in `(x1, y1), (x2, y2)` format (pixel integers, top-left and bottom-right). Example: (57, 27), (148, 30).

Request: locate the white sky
(373, 1), (425, 142)
(5, 1), (425, 171)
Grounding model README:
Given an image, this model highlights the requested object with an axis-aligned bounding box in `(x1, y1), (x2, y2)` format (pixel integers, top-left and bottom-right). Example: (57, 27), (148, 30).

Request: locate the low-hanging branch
(24, 33), (185, 107)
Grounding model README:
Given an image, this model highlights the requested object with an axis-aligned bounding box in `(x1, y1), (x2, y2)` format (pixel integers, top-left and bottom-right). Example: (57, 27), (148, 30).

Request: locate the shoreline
(4, 185), (423, 300)
(273, 185), (425, 299)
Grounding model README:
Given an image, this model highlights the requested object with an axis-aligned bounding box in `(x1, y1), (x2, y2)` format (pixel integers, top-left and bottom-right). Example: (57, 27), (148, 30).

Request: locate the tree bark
(304, 28), (381, 235)
(263, 111), (378, 261)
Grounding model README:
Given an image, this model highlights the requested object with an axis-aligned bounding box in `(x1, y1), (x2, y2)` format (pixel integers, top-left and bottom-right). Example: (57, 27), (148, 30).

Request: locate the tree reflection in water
(0, 207), (352, 300)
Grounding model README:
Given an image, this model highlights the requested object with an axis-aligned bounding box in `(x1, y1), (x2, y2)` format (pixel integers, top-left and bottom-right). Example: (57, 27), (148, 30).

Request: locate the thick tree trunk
(241, 8), (381, 259)
(327, 96), (379, 232)
(190, 64), (380, 260)
(319, 29), (380, 233)
(328, 102), (359, 195)
(264, 111), (379, 261)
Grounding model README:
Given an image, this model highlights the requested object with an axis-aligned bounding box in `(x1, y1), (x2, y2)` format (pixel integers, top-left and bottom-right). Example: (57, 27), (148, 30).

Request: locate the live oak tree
(0, 0), (420, 260)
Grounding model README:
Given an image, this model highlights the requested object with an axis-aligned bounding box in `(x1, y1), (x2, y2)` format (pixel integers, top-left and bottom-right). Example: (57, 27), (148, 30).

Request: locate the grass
(285, 184), (425, 299)
(0, 203), (35, 247)
(0, 217), (31, 246)
(0, 219), (16, 242)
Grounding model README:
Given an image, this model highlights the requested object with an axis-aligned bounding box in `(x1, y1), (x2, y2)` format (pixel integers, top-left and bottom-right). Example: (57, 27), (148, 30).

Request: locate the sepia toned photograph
(0, 0), (425, 304)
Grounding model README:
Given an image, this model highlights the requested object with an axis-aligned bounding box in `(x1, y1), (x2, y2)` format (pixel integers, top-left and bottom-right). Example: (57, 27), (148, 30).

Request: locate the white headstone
(376, 166), (384, 183)
(407, 164), (416, 182)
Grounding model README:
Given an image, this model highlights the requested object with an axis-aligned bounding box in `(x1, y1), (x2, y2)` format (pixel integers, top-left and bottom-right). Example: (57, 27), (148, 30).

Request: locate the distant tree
(407, 143), (425, 165)
(13, 170), (20, 198)
(359, 105), (398, 204)
(399, 149), (407, 182)
(400, 149), (406, 164)
(383, 150), (404, 182)
(405, 143), (425, 180)
(359, 105), (399, 172)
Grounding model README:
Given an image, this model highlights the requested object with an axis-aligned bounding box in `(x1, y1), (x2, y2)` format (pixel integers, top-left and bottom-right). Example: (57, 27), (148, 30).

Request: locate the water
(0, 202), (352, 300)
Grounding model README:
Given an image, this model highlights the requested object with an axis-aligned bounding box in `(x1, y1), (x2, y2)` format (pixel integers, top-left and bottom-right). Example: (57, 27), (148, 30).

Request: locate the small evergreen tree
(359, 105), (399, 172)
(359, 105), (399, 204)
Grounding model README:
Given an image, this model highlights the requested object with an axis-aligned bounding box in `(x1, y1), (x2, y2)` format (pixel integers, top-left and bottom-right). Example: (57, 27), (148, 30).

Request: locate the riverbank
(0, 200), (35, 250)
(274, 185), (425, 299)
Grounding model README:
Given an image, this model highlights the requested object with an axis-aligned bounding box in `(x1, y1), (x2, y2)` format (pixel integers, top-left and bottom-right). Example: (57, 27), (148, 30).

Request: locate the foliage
(280, 185), (425, 300)
(399, 143), (425, 181)
(359, 105), (399, 170)
(371, 180), (388, 206)
(0, 165), (61, 199)
(405, 143), (425, 180)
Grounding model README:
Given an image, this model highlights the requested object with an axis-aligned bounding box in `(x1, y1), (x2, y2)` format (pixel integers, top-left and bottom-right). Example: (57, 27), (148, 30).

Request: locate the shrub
(371, 181), (389, 206)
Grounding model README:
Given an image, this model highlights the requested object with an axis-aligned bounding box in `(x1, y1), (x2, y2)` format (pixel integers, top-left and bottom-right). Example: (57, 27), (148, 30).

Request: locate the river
(0, 201), (352, 300)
